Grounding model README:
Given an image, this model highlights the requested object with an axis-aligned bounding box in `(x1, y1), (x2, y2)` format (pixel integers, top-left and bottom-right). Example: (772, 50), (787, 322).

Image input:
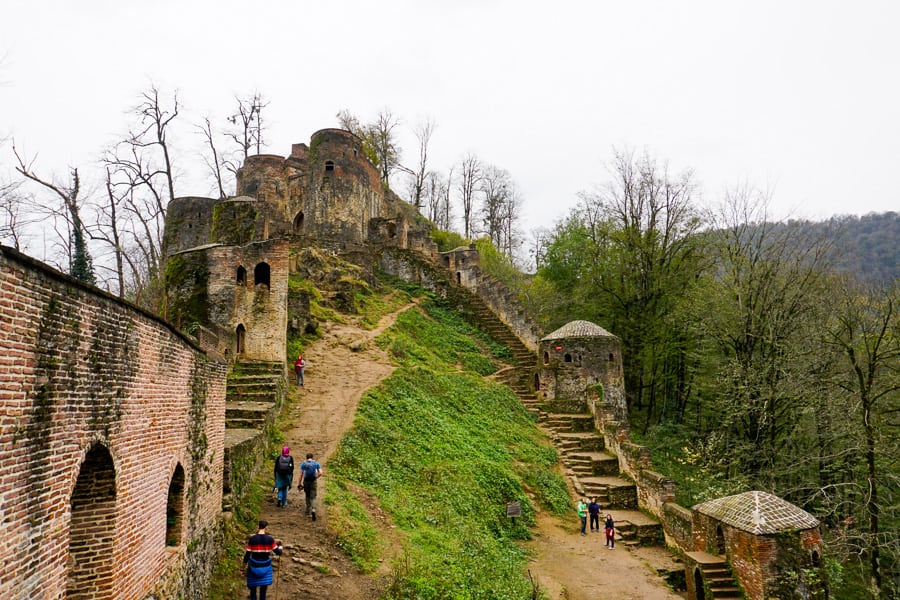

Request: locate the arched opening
(236, 324), (246, 355)
(576, 354), (582, 366)
(693, 568), (706, 600)
(166, 464), (185, 547)
(67, 443), (117, 600)
(324, 160), (335, 172)
(236, 265), (247, 285)
(254, 262), (271, 288)
(293, 211), (305, 232)
(543, 351), (550, 365)
(456, 272), (461, 285)
(533, 372), (540, 390)
(608, 352), (614, 362)
(715, 525), (726, 555)
(564, 353), (572, 363)
(811, 550), (821, 568)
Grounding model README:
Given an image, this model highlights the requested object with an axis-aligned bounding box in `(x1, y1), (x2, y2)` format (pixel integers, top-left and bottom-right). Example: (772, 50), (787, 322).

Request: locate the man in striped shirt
(241, 520), (284, 600)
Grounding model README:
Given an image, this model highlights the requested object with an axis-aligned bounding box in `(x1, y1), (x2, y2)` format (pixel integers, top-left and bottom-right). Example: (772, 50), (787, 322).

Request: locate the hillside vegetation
(327, 298), (569, 599)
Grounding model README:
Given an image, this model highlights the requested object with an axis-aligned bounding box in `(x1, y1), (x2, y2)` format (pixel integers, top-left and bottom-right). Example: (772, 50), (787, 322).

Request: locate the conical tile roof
(693, 491), (819, 535)
(541, 320), (615, 341)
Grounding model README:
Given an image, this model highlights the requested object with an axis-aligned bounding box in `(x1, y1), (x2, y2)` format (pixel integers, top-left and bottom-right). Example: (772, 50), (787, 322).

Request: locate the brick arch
(67, 442), (117, 600)
(166, 464), (185, 547)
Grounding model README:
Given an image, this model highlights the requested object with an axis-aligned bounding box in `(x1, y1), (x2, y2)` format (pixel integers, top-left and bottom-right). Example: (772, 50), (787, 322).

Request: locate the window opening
(543, 351), (550, 365)
(293, 211), (305, 231)
(715, 525), (726, 555)
(564, 353), (572, 363)
(236, 266), (247, 284)
(254, 262), (271, 288)
(324, 160), (335, 172)
(236, 324), (246, 355)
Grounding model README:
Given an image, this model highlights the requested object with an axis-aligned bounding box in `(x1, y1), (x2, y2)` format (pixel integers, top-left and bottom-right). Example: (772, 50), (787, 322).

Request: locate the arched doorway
(166, 464), (185, 547)
(236, 265), (247, 285)
(236, 324), (246, 355)
(68, 443), (117, 599)
(533, 372), (540, 390)
(715, 525), (726, 555)
(293, 211), (305, 232)
(694, 568), (706, 600)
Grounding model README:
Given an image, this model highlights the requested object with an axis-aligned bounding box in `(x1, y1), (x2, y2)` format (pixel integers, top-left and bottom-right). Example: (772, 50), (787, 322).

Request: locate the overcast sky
(2, 0), (898, 249)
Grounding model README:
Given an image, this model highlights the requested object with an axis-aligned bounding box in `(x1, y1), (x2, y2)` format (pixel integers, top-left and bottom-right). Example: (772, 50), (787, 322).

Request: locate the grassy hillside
(326, 299), (569, 599)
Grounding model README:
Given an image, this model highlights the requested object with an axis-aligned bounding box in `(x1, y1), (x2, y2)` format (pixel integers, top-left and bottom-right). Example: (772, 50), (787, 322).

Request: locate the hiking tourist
(300, 452), (322, 520)
(577, 497), (588, 535)
(605, 513), (615, 549)
(588, 497), (601, 532)
(241, 520), (283, 600)
(273, 446), (294, 508)
(294, 353), (306, 386)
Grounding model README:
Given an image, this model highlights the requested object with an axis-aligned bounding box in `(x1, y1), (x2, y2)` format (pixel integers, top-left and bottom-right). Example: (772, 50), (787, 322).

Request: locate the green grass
(328, 299), (567, 599)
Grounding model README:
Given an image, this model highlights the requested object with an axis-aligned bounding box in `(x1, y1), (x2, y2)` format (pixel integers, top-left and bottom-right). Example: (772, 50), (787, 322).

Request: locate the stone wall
(0, 246), (225, 599)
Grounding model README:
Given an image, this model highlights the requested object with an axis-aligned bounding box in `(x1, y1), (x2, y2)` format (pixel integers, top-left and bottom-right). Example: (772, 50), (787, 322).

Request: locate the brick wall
(0, 247), (225, 599)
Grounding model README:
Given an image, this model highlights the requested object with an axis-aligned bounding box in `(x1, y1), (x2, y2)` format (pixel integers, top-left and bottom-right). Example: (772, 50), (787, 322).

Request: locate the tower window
(236, 266), (247, 284)
(324, 160), (335, 172)
(254, 262), (271, 288)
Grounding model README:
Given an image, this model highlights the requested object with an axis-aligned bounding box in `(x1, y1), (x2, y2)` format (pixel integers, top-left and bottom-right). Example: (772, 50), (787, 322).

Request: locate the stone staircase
(496, 366), (665, 547)
(222, 360), (284, 511)
(686, 551), (742, 599)
(458, 279), (665, 548)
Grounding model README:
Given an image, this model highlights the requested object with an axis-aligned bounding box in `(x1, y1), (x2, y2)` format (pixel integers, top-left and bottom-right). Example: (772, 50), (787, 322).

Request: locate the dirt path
(252, 302), (683, 600)
(253, 304), (408, 600)
(523, 513), (685, 600)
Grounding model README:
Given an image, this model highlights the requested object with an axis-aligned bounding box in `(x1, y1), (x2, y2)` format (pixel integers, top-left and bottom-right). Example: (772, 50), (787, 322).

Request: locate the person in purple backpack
(273, 447), (294, 508)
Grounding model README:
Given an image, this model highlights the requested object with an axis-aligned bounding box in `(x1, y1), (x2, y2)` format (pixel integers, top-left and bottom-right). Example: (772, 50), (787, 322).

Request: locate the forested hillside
(513, 152), (899, 599)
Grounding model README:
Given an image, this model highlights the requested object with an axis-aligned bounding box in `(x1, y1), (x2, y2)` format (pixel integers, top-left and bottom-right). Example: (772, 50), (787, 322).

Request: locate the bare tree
(13, 143), (94, 283)
(101, 84), (181, 306)
(401, 118), (435, 209)
(457, 153), (481, 239)
(479, 164), (512, 249)
(0, 177), (26, 250)
(197, 115), (228, 199)
(336, 108), (403, 186)
(225, 92), (268, 175)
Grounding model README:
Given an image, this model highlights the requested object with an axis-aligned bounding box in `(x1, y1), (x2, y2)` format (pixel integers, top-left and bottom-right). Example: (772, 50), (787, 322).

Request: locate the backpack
(276, 455), (293, 474)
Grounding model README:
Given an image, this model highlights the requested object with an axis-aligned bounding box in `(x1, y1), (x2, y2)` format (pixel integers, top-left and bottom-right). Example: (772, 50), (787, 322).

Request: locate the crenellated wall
(0, 246), (225, 600)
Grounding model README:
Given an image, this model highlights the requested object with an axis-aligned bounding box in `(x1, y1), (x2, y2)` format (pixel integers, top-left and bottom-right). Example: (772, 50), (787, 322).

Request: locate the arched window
(68, 443), (116, 599)
(254, 262), (271, 288)
(236, 324), (246, 355)
(608, 352), (615, 362)
(564, 353), (572, 363)
(236, 266), (247, 285)
(166, 465), (185, 547)
(324, 160), (335, 172)
(533, 372), (541, 390)
(456, 272), (462, 285)
(811, 550), (821, 568)
(543, 351), (550, 365)
(293, 211), (305, 232)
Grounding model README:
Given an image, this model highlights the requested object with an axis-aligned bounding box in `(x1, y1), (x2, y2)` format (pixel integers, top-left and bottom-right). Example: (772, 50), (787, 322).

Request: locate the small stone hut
(687, 491), (826, 600)
(536, 320), (626, 418)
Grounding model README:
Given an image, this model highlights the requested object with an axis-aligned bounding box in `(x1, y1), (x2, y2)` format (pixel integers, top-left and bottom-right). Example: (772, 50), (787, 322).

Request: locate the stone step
(226, 400), (276, 425)
(575, 476), (637, 508)
(554, 432), (605, 453)
(567, 451), (618, 476)
(226, 389), (278, 403)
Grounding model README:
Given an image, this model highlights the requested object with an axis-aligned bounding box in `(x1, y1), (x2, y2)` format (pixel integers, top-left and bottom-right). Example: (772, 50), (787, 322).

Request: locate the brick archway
(67, 443), (117, 599)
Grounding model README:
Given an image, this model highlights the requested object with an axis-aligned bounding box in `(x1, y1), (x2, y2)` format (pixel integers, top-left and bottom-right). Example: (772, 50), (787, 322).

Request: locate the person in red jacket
(293, 354), (306, 386)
